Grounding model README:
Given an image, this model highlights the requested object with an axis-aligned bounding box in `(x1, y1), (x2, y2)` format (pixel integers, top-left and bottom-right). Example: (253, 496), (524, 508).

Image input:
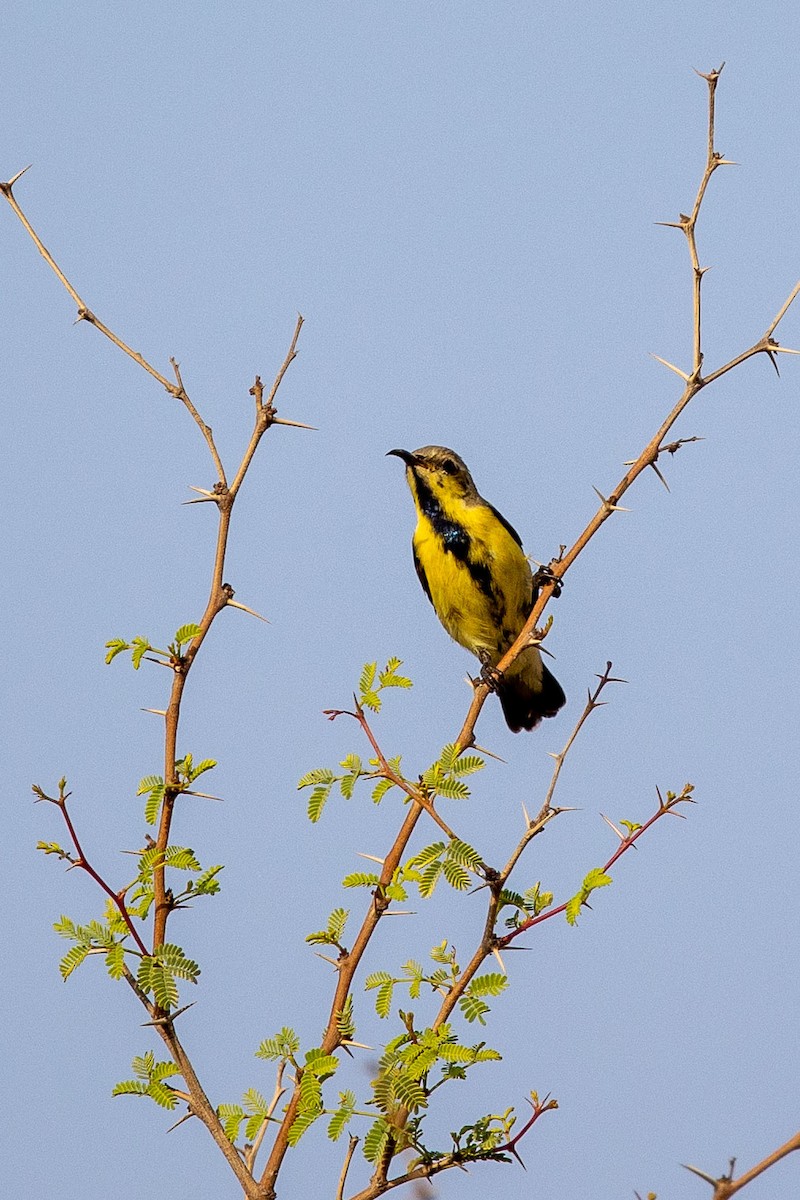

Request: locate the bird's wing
(412, 544), (433, 604)
(486, 502), (523, 548)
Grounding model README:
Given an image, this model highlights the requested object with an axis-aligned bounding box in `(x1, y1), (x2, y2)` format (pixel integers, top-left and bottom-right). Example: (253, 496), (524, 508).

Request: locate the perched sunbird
(388, 445), (566, 731)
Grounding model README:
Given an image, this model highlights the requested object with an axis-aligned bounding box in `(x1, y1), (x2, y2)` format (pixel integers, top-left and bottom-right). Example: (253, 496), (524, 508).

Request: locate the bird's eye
(441, 459), (458, 475)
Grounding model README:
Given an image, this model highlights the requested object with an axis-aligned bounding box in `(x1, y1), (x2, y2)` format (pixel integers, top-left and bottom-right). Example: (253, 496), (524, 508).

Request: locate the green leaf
(441, 858), (471, 891)
(468, 973), (508, 998)
(256, 1027), (300, 1061)
(393, 1074), (427, 1112)
(583, 867), (613, 891)
(297, 767), (336, 789)
(450, 754), (485, 778)
(104, 638), (129, 665)
(341, 871), (380, 889)
(418, 860), (444, 899)
(242, 1088), (268, 1115)
(360, 689), (381, 713)
(565, 893), (583, 926)
(131, 636), (152, 670)
(105, 944), (126, 980)
(59, 943), (90, 980)
(219, 1103), (245, 1142)
(174, 623), (201, 647)
(328, 1091), (356, 1141)
(434, 777), (471, 801)
(371, 778), (395, 805)
(307, 782), (333, 823)
(458, 994), (491, 1025)
(287, 1108), (321, 1146)
(363, 1118), (392, 1163)
(327, 908), (349, 942)
(359, 661), (377, 695)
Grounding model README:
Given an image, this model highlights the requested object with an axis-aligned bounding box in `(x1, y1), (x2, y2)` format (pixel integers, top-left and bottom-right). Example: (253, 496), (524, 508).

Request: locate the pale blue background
(4, 3), (800, 1198)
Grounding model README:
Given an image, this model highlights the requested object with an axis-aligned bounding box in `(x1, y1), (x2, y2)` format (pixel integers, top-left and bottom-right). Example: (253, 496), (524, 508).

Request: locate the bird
(388, 445), (565, 732)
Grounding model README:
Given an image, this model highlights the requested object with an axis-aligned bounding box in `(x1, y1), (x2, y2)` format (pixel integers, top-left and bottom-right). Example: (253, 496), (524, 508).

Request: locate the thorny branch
(682, 1129), (800, 1199)
(4, 171), (307, 1198)
(10, 62), (800, 1200)
(454, 63), (800, 752)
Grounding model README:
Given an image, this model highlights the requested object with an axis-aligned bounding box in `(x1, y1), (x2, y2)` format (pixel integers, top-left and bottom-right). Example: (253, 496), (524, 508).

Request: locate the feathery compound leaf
(458, 994), (491, 1025)
(418, 860), (444, 899)
(374, 980), (395, 1018)
(441, 858), (471, 891)
(434, 777), (471, 801)
(468, 973), (508, 998)
(242, 1088), (268, 1116)
(104, 638), (130, 665)
(59, 944), (90, 980)
(307, 782), (333, 823)
(328, 1091), (356, 1141)
(327, 908), (349, 942)
(287, 1108), (322, 1146)
(163, 846), (201, 871)
(360, 689), (381, 713)
(447, 839), (483, 870)
(409, 841), (446, 869)
(174, 623), (201, 647)
(105, 944), (126, 980)
(341, 871), (380, 889)
(187, 758), (217, 781)
(378, 658), (412, 689)
(219, 1104), (246, 1142)
(131, 636), (152, 670)
(583, 867), (613, 891)
(359, 662), (377, 695)
(437, 743), (460, 772)
(156, 943), (200, 982)
(363, 1118), (392, 1163)
(393, 1074), (427, 1113)
(450, 753), (485, 778)
(371, 777), (395, 805)
(336, 995), (355, 1041)
(256, 1027), (300, 1061)
(565, 893), (583, 926)
(297, 767), (336, 789)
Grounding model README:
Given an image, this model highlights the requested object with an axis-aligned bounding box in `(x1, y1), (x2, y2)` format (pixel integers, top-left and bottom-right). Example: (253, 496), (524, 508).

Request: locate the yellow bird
(388, 445), (565, 731)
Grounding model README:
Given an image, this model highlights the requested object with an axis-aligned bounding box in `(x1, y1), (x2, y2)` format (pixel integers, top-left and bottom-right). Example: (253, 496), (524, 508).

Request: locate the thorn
(141, 1002), (195, 1027)
(187, 485), (216, 497)
(2, 163), (33, 191)
(650, 462), (671, 492)
(340, 1039), (374, 1051)
(472, 742), (506, 763)
(382, 909), (416, 917)
(649, 353), (689, 381)
(592, 486), (630, 513)
(314, 952), (340, 967)
(272, 417), (318, 430)
(492, 946), (507, 974)
(182, 496), (218, 505)
(765, 349), (781, 377)
(772, 345), (800, 355)
(547, 752), (560, 761)
(183, 790), (224, 801)
(715, 158), (739, 166)
(227, 599), (270, 623)
(141, 707), (168, 716)
(654, 220), (686, 229)
(681, 1164), (718, 1185)
(357, 852), (386, 865)
(600, 813), (627, 843)
(521, 801), (531, 826)
(166, 1111), (196, 1134)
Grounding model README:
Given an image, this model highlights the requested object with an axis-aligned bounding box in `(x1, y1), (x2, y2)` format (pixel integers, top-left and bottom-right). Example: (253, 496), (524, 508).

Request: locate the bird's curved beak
(386, 448), (416, 466)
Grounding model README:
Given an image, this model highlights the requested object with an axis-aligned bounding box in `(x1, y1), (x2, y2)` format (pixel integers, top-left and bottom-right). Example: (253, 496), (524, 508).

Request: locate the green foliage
(357, 656), (412, 713)
(458, 973), (509, 1025)
(287, 1048), (341, 1145)
(306, 907), (349, 949)
(335, 995), (356, 1042)
(328, 1090), (357, 1141)
(499, 881), (555, 930)
(565, 866), (613, 926)
(113, 1051), (182, 1110)
(256, 1027), (301, 1062)
(53, 914), (122, 981)
(137, 755), (217, 825)
(406, 838), (483, 898)
(105, 622), (201, 669)
(137, 943), (200, 1009)
(219, 1089), (272, 1145)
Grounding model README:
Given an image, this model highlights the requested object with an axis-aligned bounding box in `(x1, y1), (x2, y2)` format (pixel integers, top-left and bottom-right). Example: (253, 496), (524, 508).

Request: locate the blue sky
(5, 4), (800, 1198)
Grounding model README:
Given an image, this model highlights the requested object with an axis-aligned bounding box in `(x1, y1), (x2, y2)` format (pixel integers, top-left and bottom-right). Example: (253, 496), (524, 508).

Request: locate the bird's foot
(531, 561), (563, 598)
(477, 650), (503, 692)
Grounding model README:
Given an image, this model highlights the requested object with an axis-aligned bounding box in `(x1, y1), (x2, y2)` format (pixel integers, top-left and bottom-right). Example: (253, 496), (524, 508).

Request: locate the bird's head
(387, 446), (479, 504)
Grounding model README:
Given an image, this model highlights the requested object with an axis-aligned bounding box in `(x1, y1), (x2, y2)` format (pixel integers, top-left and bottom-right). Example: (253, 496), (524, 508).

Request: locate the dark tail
(497, 663), (566, 733)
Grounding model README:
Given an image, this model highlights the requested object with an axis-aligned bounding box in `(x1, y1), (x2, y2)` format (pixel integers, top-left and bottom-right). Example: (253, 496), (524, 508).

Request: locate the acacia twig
(454, 64), (800, 751)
